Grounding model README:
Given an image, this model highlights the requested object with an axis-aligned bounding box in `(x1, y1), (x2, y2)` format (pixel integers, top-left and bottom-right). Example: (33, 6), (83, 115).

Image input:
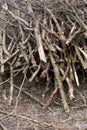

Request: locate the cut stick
(29, 64), (41, 82)
(62, 59), (70, 81)
(66, 1), (87, 31)
(9, 65), (14, 105)
(2, 30), (10, 57)
(60, 68), (75, 100)
(0, 30), (4, 93)
(19, 42), (29, 63)
(27, 3), (47, 68)
(78, 47), (87, 59)
(2, 3), (29, 27)
(0, 122), (7, 130)
(75, 46), (87, 70)
(43, 79), (58, 109)
(45, 6), (66, 43)
(34, 20), (47, 66)
(49, 53), (69, 112)
(0, 30), (4, 74)
(42, 12), (47, 39)
(66, 28), (80, 45)
(0, 49), (19, 67)
(72, 60), (79, 86)
(28, 43), (37, 67)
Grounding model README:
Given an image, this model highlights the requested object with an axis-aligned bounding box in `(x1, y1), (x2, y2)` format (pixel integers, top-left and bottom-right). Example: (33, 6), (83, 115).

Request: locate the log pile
(0, 0), (87, 112)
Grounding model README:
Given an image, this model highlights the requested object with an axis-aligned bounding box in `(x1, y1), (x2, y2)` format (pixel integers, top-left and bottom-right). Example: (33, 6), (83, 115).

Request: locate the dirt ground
(0, 76), (87, 130)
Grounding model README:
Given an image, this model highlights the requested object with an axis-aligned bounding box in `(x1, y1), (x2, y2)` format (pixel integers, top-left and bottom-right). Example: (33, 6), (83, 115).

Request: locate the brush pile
(0, 0), (87, 112)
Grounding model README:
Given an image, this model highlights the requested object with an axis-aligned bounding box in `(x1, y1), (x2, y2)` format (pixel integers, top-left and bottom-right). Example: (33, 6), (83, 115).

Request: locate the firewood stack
(0, 0), (87, 112)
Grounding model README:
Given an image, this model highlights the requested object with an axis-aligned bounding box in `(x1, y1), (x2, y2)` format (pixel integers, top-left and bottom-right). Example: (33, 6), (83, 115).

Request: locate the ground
(0, 76), (87, 130)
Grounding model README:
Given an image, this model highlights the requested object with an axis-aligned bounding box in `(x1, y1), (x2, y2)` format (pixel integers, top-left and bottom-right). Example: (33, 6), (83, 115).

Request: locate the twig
(60, 68), (75, 100)
(0, 30), (4, 74)
(19, 42), (29, 63)
(2, 29), (10, 57)
(0, 121), (7, 130)
(72, 59), (79, 86)
(0, 50), (19, 67)
(0, 110), (63, 130)
(45, 6), (66, 43)
(66, 28), (81, 45)
(65, 1), (87, 30)
(2, 3), (29, 27)
(28, 42), (37, 68)
(43, 80), (58, 109)
(40, 23), (59, 38)
(29, 64), (41, 82)
(62, 59), (70, 81)
(60, 116), (76, 123)
(75, 88), (87, 105)
(78, 47), (87, 59)
(15, 73), (26, 111)
(28, 3), (47, 68)
(34, 20), (47, 66)
(75, 46), (87, 70)
(13, 83), (44, 106)
(49, 53), (69, 112)
(9, 65), (14, 105)
(0, 30), (3, 94)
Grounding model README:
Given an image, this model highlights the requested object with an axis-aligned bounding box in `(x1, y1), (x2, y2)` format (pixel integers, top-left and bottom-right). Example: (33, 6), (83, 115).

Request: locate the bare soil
(0, 77), (87, 130)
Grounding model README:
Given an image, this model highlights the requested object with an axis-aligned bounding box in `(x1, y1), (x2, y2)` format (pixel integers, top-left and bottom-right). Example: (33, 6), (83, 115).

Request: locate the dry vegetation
(0, 0), (87, 114)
